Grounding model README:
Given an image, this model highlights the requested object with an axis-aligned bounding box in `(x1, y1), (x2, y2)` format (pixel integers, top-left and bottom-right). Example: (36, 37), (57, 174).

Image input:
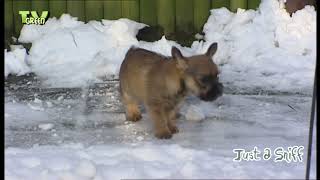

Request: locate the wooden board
(31, 0), (49, 12)
(140, 0), (157, 26)
(175, 0), (194, 33)
(211, 0), (230, 9)
(12, 0), (31, 37)
(104, 0), (122, 20)
(230, 0), (247, 12)
(194, 0), (210, 32)
(248, 0), (261, 10)
(85, 0), (103, 21)
(157, 0), (175, 35)
(49, 0), (67, 19)
(67, 0), (85, 21)
(121, 0), (139, 21)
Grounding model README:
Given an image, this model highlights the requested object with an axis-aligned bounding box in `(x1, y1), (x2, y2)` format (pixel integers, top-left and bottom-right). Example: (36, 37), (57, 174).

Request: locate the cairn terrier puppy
(119, 43), (223, 139)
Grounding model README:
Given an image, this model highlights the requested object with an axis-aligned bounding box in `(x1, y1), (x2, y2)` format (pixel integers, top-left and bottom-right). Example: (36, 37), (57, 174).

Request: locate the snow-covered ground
(4, 0), (316, 179)
(5, 81), (315, 179)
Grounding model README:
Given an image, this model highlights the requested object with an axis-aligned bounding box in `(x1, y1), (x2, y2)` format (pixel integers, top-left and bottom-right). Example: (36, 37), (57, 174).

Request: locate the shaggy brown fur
(119, 43), (223, 139)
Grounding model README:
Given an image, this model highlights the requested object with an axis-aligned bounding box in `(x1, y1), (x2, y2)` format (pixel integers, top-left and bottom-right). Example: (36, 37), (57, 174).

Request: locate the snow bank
(17, 15), (147, 87)
(5, 143), (306, 179)
(196, 0), (316, 93)
(4, 48), (30, 77)
(5, 143), (217, 179)
(4, 0), (316, 93)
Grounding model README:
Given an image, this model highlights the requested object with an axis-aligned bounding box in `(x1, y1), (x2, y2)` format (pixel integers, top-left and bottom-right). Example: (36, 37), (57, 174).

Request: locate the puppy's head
(171, 43), (223, 101)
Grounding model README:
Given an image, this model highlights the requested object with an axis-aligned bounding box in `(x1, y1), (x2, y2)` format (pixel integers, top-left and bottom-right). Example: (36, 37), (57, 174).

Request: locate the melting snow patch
(38, 123), (55, 131)
(74, 159), (97, 178)
(27, 103), (44, 111)
(185, 105), (206, 121)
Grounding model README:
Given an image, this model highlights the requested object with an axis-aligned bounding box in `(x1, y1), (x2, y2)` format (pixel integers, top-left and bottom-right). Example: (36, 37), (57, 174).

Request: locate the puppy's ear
(172, 46), (188, 70)
(206, 42), (218, 57)
(172, 46), (183, 59)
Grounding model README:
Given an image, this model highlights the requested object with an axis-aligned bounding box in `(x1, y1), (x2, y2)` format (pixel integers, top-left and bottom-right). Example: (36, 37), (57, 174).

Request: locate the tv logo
(19, 11), (49, 25)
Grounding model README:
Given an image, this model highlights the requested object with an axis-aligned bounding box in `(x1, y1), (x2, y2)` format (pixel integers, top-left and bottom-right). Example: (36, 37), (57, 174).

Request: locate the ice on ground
(74, 159), (96, 178)
(38, 123), (54, 131)
(3, 0), (316, 94)
(185, 105), (205, 121)
(5, 93), (313, 179)
(5, 102), (50, 128)
(27, 103), (44, 111)
(4, 48), (30, 77)
(46, 101), (53, 108)
(33, 98), (42, 104)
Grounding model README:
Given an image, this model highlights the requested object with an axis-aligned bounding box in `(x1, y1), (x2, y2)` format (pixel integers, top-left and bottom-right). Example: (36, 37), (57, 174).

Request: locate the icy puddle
(5, 92), (313, 179)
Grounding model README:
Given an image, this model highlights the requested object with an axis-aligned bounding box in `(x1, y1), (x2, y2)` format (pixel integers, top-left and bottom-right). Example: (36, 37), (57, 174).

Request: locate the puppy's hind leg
(167, 108), (179, 134)
(120, 92), (142, 122)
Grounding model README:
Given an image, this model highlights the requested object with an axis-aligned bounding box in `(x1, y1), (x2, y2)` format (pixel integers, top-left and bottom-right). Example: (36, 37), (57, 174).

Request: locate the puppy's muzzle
(199, 82), (223, 101)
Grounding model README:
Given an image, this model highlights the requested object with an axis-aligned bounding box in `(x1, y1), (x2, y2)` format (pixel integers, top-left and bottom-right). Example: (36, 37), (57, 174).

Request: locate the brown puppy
(119, 43), (223, 139)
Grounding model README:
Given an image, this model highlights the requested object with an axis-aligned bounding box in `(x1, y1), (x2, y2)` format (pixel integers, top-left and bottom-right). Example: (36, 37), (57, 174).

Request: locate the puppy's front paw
(155, 129), (172, 139)
(168, 125), (179, 134)
(127, 113), (142, 122)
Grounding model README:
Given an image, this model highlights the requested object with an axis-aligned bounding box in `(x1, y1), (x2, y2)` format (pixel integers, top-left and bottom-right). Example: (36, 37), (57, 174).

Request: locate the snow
(4, 48), (30, 77)
(17, 15), (147, 87)
(198, 1), (316, 94)
(5, 93), (314, 179)
(185, 105), (205, 121)
(27, 102), (45, 111)
(4, 141), (310, 179)
(74, 159), (96, 178)
(46, 101), (53, 108)
(4, 0), (316, 179)
(38, 123), (55, 131)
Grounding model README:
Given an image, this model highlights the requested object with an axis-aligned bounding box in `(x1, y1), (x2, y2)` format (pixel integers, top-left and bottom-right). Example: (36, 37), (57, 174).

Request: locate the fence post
(12, 0), (31, 37)
(194, 0), (210, 32)
(5, 0), (14, 46)
(31, 0), (49, 13)
(230, 0), (247, 12)
(104, 0), (122, 20)
(85, 0), (103, 21)
(67, 0), (85, 21)
(247, 0), (261, 10)
(211, 0), (230, 9)
(175, 0), (194, 33)
(140, 0), (157, 26)
(49, 0), (67, 19)
(157, 0), (175, 36)
(121, 0), (140, 22)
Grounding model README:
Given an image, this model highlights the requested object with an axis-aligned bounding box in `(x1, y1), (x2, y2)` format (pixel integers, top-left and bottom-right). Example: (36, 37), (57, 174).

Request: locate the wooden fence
(5, 0), (261, 41)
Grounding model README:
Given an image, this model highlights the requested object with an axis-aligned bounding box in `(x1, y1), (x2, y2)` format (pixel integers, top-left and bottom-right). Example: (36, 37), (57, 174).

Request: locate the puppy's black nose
(217, 82), (223, 95)
(199, 82), (223, 101)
